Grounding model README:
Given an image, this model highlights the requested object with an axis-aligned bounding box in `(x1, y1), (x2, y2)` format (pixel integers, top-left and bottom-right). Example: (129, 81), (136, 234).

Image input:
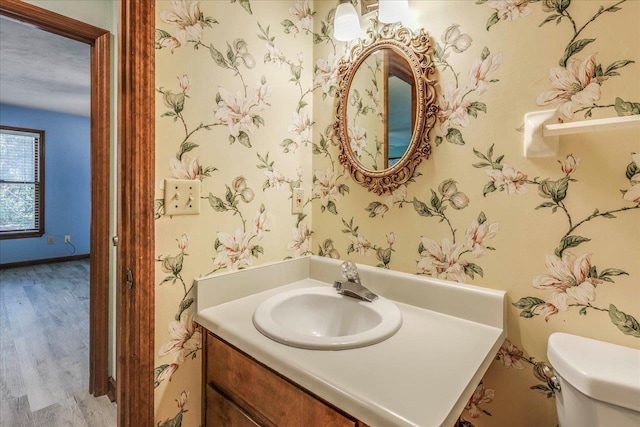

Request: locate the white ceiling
(0, 16), (91, 117)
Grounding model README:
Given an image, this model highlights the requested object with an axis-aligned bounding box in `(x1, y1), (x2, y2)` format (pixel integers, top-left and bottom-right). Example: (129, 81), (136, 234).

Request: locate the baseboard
(0, 254), (90, 270)
(107, 376), (116, 402)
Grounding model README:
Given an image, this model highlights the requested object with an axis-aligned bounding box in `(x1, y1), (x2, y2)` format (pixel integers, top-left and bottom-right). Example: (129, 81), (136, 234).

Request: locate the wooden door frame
(0, 0), (111, 397)
(117, 0), (155, 425)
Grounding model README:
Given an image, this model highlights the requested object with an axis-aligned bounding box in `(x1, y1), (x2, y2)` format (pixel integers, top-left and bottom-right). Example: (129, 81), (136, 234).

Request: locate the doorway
(0, 0), (112, 404)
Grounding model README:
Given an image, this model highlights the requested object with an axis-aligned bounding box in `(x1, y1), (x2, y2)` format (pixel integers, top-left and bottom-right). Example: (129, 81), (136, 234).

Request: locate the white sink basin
(252, 286), (403, 350)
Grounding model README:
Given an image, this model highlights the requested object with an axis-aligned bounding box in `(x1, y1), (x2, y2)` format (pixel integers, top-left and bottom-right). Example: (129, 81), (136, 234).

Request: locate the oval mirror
(335, 22), (437, 194)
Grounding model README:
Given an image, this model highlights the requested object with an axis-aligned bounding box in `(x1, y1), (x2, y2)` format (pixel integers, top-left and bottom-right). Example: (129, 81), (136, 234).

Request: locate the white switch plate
(292, 188), (304, 214)
(164, 179), (201, 216)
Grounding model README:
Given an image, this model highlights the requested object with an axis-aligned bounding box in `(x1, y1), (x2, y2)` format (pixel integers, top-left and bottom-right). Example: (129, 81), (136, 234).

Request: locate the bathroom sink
(252, 286), (403, 350)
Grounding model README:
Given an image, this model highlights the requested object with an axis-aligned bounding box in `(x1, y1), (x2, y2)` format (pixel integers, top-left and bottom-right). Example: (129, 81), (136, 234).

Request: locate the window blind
(0, 127), (44, 237)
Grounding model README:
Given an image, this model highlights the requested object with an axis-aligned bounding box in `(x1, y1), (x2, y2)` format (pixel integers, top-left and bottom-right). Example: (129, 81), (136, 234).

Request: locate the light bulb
(378, 0), (410, 24)
(334, 1), (361, 41)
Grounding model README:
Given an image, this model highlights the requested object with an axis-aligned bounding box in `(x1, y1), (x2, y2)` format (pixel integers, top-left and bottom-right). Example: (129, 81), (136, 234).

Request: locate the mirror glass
(346, 48), (415, 171)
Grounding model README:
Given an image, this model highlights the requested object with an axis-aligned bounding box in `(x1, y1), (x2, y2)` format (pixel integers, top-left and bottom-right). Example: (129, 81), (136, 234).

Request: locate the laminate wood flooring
(0, 260), (116, 426)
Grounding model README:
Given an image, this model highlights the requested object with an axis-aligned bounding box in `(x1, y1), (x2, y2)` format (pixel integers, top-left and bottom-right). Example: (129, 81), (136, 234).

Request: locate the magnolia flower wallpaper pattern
(155, 1), (639, 426)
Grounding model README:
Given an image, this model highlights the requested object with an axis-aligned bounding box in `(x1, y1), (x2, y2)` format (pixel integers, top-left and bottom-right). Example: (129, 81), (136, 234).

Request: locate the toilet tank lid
(547, 332), (640, 412)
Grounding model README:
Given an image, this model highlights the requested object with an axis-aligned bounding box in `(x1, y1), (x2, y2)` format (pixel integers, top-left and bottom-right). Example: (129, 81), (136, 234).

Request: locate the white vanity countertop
(195, 256), (506, 427)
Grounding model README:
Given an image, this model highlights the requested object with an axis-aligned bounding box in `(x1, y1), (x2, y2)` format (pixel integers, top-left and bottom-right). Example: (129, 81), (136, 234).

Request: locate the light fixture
(333, 0), (410, 42)
(378, 0), (410, 24)
(333, 0), (361, 41)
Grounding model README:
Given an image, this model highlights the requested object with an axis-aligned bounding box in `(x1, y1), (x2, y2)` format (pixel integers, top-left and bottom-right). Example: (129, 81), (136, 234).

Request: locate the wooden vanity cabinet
(203, 331), (369, 427)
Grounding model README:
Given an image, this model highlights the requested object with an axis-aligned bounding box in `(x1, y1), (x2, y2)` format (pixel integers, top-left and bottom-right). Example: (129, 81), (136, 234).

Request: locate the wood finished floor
(0, 260), (116, 426)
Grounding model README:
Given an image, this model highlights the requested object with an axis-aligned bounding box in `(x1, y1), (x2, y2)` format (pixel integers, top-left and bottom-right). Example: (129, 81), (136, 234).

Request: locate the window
(0, 125), (45, 239)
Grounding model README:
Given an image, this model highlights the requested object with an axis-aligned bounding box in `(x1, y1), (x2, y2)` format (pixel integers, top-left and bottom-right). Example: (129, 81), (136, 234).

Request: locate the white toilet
(547, 332), (640, 427)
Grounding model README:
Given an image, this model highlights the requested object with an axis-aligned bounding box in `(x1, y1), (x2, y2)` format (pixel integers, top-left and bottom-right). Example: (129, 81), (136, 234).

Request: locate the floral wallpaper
(348, 53), (385, 170)
(155, 1), (639, 426)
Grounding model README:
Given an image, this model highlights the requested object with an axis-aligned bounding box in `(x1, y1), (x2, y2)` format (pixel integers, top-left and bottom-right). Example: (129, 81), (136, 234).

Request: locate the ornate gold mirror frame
(334, 21), (437, 195)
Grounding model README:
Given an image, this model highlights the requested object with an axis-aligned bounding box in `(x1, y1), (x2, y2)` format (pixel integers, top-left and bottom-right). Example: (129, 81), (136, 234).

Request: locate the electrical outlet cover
(164, 179), (201, 216)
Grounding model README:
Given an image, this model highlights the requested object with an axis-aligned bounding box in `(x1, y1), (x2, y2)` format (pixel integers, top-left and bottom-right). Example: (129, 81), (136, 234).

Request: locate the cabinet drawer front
(206, 333), (356, 427)
(206, 384), (260, 427)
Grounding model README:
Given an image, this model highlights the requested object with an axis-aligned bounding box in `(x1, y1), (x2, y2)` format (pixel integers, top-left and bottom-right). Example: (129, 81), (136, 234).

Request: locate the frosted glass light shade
(334, 2), (361, 41)
(378, 0), (410, 24)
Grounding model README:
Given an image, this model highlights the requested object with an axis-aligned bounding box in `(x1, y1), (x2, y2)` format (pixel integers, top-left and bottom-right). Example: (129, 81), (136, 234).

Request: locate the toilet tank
(547, 332), (640, 427)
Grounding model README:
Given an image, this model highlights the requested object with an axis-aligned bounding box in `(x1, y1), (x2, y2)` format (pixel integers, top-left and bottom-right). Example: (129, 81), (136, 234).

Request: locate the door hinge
(125, 268), (133, 290)
(112, 236), (119, 246)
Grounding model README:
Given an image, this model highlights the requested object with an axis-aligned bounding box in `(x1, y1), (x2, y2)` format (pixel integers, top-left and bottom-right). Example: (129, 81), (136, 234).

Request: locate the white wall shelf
(523, 109), (640, 158)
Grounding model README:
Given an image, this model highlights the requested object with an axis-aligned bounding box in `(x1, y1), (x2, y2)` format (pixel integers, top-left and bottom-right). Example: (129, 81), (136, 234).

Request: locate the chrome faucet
(333, 261), (378, 302)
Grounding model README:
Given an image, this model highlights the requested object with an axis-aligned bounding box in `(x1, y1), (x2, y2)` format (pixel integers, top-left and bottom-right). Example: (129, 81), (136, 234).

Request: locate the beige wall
(155, 1), (640, 426)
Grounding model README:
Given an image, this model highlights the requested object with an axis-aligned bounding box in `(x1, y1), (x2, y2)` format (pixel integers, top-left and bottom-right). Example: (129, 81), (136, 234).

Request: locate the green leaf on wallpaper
(486, 12), (500, 31)
(430, 190), (442, 211)
(477, 211), (487, 225)
(433, 42), (445, 62)
(159, 275), (175, 286)
(412, 198), (432, 217)
(530, 384), (552, 393)
(550, 176), (569, 203)
(539, 14), (560, 27)
(445, 128), (465, 145)
(208, 194), (226, 212)
(237, 131), (251, 148)
(281, 19), (294, 34)
(327, 201), (338, 215)
(467, 102), (487, 118)
(157, 410), (183, 427)
(175, 298), (194, 321)
(298, 100), (308, 112)
(290, 63), (302, 80)
(614, 97), (640, 116)
(554, 0), (571, 13)
(604, 60), (634, 75)
(154, 364), (169, 388)
(473, 147), (487, 160)
(237, 0), (253, 15)
(559, 39), (595, 67)
(483, 181), (496, 197)
(366, 202), (383, 217)
(209, 44), (229, 68)
(554, 235), (591, 257)
(253, 115), (265, 127)
(513, 296), (546, 309)
(464, 263), (484, 279)
(252, 246), (264, 257)
(535, 202), (556, 210)
(226, 42), (236, 63)
(177, 141), (198, 160)
(154, 199), (165, 220)
(599, 268), (628, 279)
(435, 136), (443, 147)
(475, 0), (488, 4)
(607, 6), (621, 12)
(609, 304), (640, 337)
(225, 186), (235, 206)
(626, 161), (639, 180)
(513, 296), (546, 318)
(480, 47), (490, 61)
(339, 184), (350, 195)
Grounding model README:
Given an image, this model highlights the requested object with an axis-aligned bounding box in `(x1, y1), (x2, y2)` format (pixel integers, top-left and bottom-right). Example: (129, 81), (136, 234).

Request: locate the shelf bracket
(523, 109), (640, 159)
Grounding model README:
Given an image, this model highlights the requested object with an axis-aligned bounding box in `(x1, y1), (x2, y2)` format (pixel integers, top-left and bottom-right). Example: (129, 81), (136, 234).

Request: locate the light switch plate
(164, 179), (201, 216)
(292, 188), (304, 214)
